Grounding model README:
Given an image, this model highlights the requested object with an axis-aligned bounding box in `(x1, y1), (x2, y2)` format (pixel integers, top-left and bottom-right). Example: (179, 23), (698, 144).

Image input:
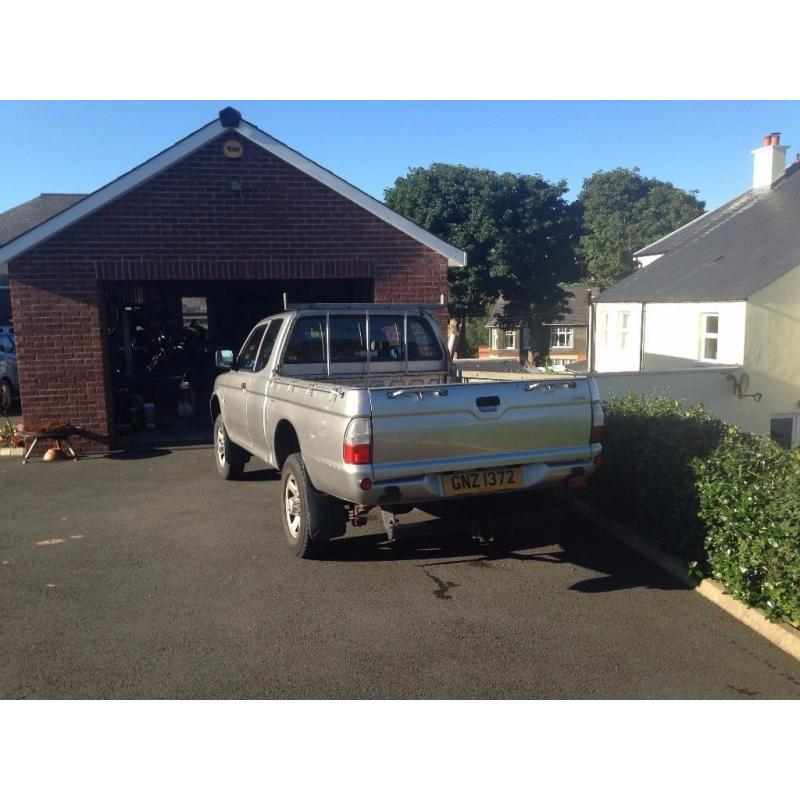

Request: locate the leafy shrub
(590, 391), (800, 624)
(694, 429), (800, 623)
(590, 391), (724, 561)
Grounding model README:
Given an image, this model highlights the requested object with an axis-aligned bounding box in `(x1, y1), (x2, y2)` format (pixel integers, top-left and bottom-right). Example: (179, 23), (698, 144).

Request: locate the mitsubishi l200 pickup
(211, 302), (604, 558)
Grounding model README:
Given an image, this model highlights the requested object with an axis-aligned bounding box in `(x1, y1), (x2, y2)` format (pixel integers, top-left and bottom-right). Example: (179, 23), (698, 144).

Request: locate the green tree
(384, 163), (579, 356)
(577, 167), (705, 289)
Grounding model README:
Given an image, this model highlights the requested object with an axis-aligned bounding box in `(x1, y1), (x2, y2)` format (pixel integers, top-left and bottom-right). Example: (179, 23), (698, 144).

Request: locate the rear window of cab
(283, 314), (443, 365)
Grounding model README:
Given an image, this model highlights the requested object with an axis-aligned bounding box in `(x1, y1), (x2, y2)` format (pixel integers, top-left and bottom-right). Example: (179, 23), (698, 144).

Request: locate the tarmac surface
(2, 444), (800, 699)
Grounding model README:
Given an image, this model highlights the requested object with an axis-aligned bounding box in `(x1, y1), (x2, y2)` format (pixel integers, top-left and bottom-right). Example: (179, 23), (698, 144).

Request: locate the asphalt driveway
(2, 445), (800, 699)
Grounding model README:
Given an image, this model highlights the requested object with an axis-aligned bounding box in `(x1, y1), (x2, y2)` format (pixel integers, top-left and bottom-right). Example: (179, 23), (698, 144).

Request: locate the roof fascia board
(0, 115), (468, 269)
(0, 120), (225, 264)
(237, 121), (467, 267)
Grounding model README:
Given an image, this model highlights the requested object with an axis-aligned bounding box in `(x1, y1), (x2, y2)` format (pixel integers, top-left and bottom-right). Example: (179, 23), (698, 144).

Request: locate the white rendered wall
(741, 264), (800, 435)
(593, 303), (643, 372)
(591, 367), (757, 430)
(642, 302), (746, 370)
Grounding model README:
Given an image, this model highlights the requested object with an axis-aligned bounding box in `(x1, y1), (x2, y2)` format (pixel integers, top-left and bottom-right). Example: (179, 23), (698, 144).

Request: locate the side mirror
(215, 349), (235, 370)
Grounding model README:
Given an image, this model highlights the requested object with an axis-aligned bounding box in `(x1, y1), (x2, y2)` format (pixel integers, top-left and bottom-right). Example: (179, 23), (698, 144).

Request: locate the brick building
(481, 284), (598, 368)
(0, 107), (466, 450)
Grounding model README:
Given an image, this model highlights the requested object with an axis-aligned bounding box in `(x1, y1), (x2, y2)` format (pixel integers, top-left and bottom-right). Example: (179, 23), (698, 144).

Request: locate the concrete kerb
(568, 494), (800, 663)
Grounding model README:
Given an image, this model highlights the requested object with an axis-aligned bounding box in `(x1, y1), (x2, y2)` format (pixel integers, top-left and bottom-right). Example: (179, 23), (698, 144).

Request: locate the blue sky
(2, 101), (799, 214)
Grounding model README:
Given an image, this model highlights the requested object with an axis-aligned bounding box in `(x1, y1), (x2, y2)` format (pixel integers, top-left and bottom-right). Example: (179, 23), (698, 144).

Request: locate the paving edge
(567, 495), (800, 663)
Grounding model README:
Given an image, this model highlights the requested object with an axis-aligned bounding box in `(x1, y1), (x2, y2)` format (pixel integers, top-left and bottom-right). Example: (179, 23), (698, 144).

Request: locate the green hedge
(591, 391), (800, 624)
(695, 428), (800, 623)
(589, 391), (725, 562)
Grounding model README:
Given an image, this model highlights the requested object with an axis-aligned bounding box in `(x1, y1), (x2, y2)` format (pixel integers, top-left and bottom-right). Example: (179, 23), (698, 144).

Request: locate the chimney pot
(770, 132), (781, 146)
(763, 134), (772, 146)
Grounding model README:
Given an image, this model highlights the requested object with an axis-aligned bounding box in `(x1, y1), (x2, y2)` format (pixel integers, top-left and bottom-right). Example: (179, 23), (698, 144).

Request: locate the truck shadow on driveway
(319, 507), (686, 595)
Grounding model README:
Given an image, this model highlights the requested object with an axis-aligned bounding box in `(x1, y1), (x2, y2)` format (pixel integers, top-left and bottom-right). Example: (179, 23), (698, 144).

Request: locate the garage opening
(104, 278), (372, 442)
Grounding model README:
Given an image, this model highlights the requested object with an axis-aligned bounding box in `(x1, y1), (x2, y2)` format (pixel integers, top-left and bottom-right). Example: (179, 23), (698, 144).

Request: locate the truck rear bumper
(346, 457), (599, 507)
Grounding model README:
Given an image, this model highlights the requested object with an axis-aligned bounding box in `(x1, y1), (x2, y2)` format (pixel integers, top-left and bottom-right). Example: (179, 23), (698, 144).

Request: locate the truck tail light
(590, 424), (604, 444)
(343, 418), (372, 465)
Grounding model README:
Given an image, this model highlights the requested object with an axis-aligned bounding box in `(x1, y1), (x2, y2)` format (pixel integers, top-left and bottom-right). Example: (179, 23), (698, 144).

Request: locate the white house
(592, 133), (800, 446)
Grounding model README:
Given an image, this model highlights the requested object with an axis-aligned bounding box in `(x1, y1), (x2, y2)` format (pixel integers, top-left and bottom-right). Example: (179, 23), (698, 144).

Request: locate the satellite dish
(738, 372), (750, 396)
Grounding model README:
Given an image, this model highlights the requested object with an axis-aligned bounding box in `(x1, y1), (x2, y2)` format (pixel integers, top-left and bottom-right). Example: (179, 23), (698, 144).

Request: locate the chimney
(751, 132), (788, 190)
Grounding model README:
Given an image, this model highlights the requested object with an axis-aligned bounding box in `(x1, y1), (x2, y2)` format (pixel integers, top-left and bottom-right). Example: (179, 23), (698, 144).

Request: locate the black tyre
(214, 416), (245, 480)
(0, 379), (12, 414)
(280, 453), (344, 559)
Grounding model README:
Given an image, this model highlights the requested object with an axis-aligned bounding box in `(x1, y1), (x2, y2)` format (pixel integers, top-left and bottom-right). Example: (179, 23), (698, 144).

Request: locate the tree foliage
(384, 164), (579, 357)
(576, 167), (705, 288)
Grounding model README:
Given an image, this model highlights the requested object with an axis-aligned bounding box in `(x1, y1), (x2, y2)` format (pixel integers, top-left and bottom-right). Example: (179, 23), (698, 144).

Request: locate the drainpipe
(639, 303), (647, 371)
(587, 295), (595, 372)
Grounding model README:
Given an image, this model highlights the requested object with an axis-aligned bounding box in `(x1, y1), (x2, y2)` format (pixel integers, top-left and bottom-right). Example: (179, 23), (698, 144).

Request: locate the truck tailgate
(368, 378), (595, 480)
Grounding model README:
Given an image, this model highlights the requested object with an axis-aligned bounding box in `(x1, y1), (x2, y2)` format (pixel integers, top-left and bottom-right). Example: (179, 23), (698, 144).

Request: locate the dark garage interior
(104, 278), (373, 438)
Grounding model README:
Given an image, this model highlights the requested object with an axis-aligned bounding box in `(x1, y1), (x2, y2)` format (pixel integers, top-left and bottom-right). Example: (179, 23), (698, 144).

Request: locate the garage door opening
(104, 278), (372, 443)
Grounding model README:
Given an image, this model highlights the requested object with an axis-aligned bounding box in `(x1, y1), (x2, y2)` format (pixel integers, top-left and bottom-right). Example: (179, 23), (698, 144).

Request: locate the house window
(618, 312), (631, 349)
(550, 326), (574, 349)
(770, 416), (797, 449)
(504, 330), (517, 350)
(491, 328), (499, 350)
(701, 314), (719, 360)
(601, 312), (609, 346)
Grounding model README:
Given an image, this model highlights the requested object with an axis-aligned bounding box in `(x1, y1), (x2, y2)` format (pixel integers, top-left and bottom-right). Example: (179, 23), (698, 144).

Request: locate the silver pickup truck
(211, 302), (604, 558)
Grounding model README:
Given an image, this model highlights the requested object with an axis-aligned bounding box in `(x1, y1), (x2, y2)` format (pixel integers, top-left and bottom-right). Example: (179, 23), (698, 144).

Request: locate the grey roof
(487, 283), (598, 327)
(0, 194), (86, 248)
(600, 163), (800, 303)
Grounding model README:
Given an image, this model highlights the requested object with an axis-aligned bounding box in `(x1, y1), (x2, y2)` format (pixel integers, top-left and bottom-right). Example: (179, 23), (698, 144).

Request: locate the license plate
(442, 467), (524, 497)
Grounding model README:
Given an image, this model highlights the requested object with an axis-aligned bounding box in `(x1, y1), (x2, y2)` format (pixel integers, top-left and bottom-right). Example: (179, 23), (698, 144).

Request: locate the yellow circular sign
(223, 139), (243, 159)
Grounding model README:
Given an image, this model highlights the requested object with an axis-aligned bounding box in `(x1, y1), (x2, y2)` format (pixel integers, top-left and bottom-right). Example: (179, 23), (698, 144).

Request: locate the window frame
(700, 313), (720, 362)
(550, 326), (574, 349)
(618, 311), (631, 349)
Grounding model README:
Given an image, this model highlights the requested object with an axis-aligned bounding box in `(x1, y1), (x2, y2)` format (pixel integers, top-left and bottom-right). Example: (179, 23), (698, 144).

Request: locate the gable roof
(487, 283), (598, 327)
(0, 194), (86, 248)
(599, 164), (800, 303)
(0, 108), (467, 267)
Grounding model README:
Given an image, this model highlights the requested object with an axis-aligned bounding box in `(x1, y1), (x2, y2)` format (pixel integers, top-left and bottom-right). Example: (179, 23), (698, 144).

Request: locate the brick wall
(9, 132), (449, 450)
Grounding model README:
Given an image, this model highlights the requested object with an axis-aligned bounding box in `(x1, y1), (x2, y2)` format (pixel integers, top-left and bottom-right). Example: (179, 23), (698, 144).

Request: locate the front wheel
(214, 416), (244, 480)
(281, 453), (344, 559)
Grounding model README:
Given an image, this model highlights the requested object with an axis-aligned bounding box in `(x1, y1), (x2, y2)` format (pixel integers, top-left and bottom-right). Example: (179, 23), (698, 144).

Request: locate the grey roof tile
(600, 166), (800, 302)
(0, 194), (86, 248)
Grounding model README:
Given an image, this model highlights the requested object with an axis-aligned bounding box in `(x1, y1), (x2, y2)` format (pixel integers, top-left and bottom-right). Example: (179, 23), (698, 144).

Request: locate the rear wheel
(281, 453), (344, 558)
(214, 416), (244, 480)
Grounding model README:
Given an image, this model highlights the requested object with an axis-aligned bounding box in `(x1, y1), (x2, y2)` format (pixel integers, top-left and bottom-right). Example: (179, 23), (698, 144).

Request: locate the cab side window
(255, 320), (283, 372)
(284, 316), (327, 364)
(238, 324), (267, 372)
(407, 317), (443, 361)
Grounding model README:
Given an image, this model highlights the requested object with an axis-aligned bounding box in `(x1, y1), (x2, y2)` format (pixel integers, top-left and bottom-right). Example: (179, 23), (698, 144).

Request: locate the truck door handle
(476, 395), (500, 411)
(240, 382), (247, 391)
